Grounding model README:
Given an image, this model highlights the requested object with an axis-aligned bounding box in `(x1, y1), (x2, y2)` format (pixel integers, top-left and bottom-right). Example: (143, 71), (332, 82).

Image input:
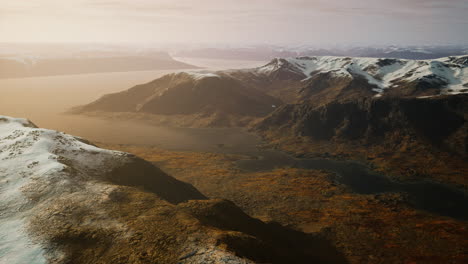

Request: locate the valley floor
(99, 143), (468, 264)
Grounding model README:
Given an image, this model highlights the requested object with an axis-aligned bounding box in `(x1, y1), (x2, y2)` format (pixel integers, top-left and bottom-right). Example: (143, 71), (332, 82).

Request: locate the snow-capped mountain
(255, 56), (468, 96)
(71, 55), (468, 128)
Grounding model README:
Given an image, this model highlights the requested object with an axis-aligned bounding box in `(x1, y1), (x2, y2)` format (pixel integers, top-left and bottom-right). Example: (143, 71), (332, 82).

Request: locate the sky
(1, 0), (467, 46)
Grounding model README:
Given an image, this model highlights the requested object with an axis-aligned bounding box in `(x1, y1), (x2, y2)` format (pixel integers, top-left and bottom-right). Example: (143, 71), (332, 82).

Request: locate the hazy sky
(1, 0), (467, 45)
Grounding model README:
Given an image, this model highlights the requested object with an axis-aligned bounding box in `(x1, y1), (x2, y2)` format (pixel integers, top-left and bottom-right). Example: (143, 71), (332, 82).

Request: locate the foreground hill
(0, 115), (345, 264)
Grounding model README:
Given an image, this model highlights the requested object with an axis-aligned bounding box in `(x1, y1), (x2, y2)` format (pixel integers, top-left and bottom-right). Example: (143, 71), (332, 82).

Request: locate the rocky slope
(254, 94), (468, 187)
(0, 115), (345, 264)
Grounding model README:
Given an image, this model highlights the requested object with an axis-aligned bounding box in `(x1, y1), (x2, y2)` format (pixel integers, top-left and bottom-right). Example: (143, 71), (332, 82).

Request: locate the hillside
(0, 115), (345, 264)
(254, 94), (468, 187)
(71, 72), (282, 127)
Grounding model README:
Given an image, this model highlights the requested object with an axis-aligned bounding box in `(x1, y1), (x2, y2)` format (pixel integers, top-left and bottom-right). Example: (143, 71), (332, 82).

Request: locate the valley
(99, 143), (468, 264)
(1, 56), (467, 263)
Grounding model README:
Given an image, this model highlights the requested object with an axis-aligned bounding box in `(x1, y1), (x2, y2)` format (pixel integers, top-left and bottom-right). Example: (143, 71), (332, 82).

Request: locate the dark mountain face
(253, 95), (468, 182)
(136, 73), (280, 116)
(297, 73), (377, 105)
(256, 95), (467, 148)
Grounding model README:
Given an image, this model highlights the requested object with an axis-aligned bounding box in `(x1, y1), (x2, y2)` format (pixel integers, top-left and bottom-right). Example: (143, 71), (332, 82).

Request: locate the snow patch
(184, 71), (220, 80)
(0, 116), (127, 263)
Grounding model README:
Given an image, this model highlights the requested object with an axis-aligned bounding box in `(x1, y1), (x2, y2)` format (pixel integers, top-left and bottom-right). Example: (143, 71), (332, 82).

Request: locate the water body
(236, 151), (468, 220)
(0, 58), (265, 152)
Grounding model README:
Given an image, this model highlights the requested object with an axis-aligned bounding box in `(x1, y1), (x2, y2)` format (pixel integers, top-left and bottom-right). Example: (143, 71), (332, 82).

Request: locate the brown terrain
(0, 117), (346, 264)
(98, 143), (468, 264)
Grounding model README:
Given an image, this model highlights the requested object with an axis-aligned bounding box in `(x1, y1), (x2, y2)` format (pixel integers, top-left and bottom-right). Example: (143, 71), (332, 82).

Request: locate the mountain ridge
(71, 55), (468, 128)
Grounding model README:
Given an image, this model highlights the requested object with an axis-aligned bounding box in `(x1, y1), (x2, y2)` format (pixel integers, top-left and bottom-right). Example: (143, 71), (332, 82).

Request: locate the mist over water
(0, 58), (266, 150)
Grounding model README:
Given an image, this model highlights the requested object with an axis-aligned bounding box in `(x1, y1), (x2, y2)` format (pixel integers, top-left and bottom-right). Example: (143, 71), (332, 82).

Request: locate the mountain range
(72, 55), (468, 188)
(173, 45), (468, 61)
(73, 55), (468, 119)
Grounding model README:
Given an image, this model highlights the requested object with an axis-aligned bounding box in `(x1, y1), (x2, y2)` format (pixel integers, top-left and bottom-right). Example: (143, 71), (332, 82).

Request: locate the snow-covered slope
(0, 116), (134, 263)
(256, 56), (468, 95)
(0, 116), (209, 263)
(3, 116), (314, 264)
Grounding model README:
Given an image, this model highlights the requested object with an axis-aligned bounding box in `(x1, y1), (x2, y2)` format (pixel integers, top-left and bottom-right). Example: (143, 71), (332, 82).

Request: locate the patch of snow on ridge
(0, 116), (128, 263)
(256, 58), (288, 74)
(184, 71), (220, 80)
